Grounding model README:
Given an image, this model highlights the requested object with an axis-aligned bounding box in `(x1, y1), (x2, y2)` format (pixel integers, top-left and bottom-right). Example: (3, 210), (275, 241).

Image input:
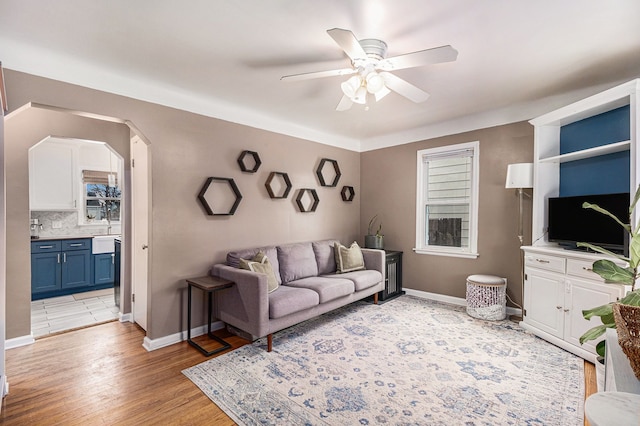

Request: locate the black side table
(380, 250), (404, 302)
(186, 275), (234, 356)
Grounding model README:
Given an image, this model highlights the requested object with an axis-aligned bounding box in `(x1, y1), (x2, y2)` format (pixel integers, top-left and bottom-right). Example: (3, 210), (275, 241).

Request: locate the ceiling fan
(281, 28), (458, 111)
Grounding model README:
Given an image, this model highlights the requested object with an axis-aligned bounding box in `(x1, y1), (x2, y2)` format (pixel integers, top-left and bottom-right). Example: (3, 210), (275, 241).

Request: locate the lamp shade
(505, 163), (533, 189)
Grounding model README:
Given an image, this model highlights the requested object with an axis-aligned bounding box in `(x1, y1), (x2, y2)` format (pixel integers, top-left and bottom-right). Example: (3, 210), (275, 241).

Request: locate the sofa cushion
(323, 269), (382, 291)
(312, 239), (339, 275)
(269, 285), (319, 319)
(238, 252), (279, 293)
(277, 242), (319, 283)
(334, 241), (365, 273)
(285, 276), (354, 304)
(228, 245), (281, 284)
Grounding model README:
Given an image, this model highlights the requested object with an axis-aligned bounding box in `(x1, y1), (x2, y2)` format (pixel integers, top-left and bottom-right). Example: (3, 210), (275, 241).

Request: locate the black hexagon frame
(295, 188), (319, 213)
(198, 177), (243, 216)
(341, 185), (355, 202)
(316, 158), (341, 187)
(265, 172), (292, 199)
(237, 150), (262, 173)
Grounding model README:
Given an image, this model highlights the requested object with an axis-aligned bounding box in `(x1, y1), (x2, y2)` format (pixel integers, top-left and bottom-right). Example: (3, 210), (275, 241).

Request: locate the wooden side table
(186, 275), (234, 356)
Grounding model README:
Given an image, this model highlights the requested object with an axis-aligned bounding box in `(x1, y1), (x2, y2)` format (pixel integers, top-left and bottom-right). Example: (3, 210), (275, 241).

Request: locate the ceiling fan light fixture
(340, 75), (361, 98)
(352, 86), (367, 104)
(365, 72), (385, 94)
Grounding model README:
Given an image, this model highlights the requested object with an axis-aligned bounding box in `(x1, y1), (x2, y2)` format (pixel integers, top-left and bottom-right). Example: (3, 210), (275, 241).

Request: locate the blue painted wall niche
(559, 105), (630, 197)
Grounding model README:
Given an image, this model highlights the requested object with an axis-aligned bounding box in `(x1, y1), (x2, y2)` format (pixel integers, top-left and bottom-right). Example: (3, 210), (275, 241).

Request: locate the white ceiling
(1, 0), (639, 151)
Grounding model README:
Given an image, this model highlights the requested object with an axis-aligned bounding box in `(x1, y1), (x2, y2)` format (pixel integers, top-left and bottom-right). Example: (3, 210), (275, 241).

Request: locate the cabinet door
(564, 278), (623, 354)
(93, 253), (115, 285)
(29, 140), (77, 210)
(31, 252), (61, 293)
(524, 267), (565, 338)
(61, 250), (91, 289)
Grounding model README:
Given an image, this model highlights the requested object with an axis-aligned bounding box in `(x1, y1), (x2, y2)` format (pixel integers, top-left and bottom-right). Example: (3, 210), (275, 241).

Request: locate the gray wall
(360, 122), (534, 307)
(4, 70), (361, 341)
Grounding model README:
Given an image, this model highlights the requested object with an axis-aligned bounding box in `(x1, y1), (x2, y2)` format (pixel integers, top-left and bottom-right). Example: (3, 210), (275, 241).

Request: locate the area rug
(183, 296), (584, 425)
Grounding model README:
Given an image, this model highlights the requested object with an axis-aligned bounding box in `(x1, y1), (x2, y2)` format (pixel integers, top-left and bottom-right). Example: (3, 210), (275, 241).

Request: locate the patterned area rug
(183, 296), (584, 425)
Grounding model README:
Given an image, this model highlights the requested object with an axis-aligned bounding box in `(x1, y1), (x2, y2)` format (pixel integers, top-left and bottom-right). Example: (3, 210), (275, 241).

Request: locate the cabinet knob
(563, 308), (570, 313)
(556, 306), (562, 310)
(142, 244), (148, 250)
(536, 258), (550, 264)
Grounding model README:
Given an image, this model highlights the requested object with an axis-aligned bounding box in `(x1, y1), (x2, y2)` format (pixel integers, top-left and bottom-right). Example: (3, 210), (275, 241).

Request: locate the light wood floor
(1, 320), (597, 425)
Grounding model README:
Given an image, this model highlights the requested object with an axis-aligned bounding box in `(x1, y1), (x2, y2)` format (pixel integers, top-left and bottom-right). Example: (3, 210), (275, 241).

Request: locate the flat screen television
(547, 192), (630, 255)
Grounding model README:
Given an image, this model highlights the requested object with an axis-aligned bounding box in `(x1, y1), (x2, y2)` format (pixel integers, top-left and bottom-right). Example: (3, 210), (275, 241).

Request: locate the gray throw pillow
(334, 241), (365, 273)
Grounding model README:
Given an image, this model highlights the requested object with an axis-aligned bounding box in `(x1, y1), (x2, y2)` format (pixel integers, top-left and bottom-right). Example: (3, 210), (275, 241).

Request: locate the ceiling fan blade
(327, 28), (367, 62)
(281, 67), (356, 82)
(374, 86), (391, 102)
(336, 95), (353, 111)
(377, 45), (458, 71)
(381, 72), (430, 103)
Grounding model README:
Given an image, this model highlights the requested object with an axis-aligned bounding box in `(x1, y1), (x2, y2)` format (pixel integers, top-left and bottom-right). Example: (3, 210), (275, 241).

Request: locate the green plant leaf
(596, 340), (606, 357)
(575, 242), (630, 263)
(579, 324), (607, 344)
(591, 259), (635, 285)
(620, 290), (640, 306)
(630, 234), (640, 269)
(582, 303), (613, 320)
(583, 201), (631, 232)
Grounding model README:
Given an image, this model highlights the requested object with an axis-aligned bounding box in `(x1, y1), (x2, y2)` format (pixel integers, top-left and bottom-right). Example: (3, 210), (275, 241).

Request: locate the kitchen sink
(92, 235), (120, 254)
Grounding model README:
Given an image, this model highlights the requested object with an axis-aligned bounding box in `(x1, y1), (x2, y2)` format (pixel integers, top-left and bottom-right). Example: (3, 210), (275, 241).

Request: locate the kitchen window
(83, 170), (121, 224)
(414, 141), (479, 258)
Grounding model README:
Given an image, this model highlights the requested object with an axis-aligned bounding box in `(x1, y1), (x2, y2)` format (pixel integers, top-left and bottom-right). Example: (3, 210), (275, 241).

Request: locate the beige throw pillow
(239, 251), (279, 293)
(334, 241), (365, 273)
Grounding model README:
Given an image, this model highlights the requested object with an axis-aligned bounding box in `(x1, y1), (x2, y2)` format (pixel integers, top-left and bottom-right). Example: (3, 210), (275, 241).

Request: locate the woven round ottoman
(466, 274), (507, 320)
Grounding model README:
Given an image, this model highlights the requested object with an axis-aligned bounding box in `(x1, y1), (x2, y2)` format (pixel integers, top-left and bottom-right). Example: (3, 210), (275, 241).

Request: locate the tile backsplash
(31, 211), (121, 238)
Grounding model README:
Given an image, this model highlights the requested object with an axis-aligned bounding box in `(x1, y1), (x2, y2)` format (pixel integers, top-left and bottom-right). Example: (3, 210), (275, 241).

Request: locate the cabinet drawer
(31, 240), (61, 253)
(62, 239), (91, 251)
(567, 258), (608, 282)
(524, 253), (566, 273)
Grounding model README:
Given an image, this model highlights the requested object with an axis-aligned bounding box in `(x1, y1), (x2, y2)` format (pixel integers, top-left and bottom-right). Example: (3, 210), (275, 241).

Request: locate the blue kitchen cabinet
(93, 253), (115, 285)
(31, 252), (62, 293)
(31, 238), (92, 299)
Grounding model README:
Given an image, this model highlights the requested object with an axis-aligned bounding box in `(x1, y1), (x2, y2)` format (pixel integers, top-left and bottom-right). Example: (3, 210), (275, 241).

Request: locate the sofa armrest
(211, 264), (270, 338)
(361, 248), (385, 282)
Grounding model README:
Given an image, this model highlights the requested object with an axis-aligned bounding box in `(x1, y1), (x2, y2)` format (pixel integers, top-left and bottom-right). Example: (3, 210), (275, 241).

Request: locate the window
(415, 141), (479, 258)
(82, 170), (121, 224)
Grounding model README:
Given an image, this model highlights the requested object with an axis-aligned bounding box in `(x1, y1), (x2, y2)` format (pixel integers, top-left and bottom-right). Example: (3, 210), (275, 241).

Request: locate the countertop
(32, 235), (117, 241)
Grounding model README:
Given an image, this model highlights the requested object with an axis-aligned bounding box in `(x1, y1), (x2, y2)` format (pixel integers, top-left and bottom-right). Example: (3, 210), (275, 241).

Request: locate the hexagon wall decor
(198, 177), (243, 215)
(295, 188), (319, 213)
(341, 185), (355, 202)
(316, 158), (341, 187)
(237, 150), (262, 173)
(265, 172), (292, 199)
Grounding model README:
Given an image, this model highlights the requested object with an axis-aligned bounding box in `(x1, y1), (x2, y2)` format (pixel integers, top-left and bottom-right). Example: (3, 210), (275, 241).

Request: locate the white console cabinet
(521, 246), (628, 363)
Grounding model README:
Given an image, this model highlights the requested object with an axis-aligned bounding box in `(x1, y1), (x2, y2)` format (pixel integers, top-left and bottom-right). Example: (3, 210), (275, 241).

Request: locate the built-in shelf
(539, 140), (631, 164)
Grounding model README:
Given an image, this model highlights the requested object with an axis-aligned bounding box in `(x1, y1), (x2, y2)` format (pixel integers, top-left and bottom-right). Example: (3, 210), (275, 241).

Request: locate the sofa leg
(374, 293), (379, 304)
(267, 334), (273, 352)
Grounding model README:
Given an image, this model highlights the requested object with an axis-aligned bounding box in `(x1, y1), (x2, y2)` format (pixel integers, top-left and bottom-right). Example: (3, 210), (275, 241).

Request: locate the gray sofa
(211, 239), (385, 351)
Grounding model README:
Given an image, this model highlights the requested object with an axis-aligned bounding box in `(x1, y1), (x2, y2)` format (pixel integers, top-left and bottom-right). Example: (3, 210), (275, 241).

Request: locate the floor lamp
(505, 163), (533, 322)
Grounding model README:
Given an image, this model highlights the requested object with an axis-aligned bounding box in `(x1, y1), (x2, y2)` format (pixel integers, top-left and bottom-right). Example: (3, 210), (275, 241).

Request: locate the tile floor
(31, 289), (120, 338)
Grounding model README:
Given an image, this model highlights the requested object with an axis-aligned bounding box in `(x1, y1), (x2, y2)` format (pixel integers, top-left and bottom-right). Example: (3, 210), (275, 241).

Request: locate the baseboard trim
(142, 321), (225, 352)
(5, 334), (35, 350)
(118, 312), (132, 323)
(1, 375), (8, 399)
(403, 288), (522, 317)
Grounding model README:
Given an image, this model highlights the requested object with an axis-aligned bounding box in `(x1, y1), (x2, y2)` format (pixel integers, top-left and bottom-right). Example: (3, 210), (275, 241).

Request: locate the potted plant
(364, 215), (384, 249)
(577, 185), (640, 358)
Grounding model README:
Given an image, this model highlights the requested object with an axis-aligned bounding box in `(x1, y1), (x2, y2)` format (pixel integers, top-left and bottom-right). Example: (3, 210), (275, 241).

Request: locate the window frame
(80, 170), (121, 226)
(414, 141), (480, 259)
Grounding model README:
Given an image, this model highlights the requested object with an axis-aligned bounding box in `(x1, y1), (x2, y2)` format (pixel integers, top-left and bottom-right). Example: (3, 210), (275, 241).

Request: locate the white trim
(118, 312), (132, 323)
(519, 321), (596, 363)
(1, 376), (8, 399)
(5, 334), (35, 350)
(415, 141), (480, 257)
(404, 288), (522, 317)
(141, 321), (225, 352)
(412, 248), (479, 259)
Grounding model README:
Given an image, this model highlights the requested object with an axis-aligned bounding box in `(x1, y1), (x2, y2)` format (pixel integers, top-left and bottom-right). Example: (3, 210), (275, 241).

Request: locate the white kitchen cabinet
(521, 246), (628, 362)
(29, 139), (78, 210)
